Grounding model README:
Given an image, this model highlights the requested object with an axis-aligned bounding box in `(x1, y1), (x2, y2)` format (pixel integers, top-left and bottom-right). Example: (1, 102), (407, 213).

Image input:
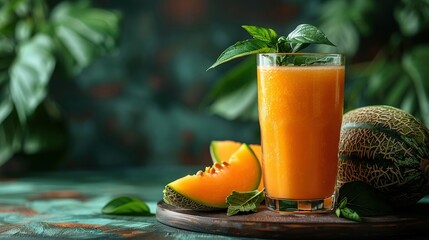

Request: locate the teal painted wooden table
(1, 166), (428, 239)
(0, 165), (254, 239)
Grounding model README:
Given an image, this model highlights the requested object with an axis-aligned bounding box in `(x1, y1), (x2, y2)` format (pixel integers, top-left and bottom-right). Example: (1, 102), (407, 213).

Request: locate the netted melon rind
(338, 105), (429, 206)
(163, 185), (223, 211)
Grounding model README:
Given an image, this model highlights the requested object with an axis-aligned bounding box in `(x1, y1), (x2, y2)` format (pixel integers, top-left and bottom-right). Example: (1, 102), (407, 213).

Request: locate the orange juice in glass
(257, 53), (345, 213)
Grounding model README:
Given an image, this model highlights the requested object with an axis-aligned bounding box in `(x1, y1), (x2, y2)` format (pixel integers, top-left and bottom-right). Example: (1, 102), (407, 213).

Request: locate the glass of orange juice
(257, 53), (345, 213)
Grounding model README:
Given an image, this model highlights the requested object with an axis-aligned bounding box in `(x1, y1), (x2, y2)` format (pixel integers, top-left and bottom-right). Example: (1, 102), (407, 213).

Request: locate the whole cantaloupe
(337, 105), (429, 206)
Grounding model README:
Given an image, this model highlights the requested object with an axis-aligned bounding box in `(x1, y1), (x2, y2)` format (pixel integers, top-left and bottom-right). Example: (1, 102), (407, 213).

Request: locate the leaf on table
(226, 189), (265, 216)
(340, 207), (362, 222)
(102, 196), (152, 216)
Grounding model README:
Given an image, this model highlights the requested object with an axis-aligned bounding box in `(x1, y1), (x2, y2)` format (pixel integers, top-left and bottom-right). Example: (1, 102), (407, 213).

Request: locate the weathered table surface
(0, 165), (428, 239)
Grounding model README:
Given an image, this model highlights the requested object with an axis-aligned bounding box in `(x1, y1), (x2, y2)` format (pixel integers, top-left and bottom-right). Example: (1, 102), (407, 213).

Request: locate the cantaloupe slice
(163, 143), (261, 210)
(210, 140), (264, 191)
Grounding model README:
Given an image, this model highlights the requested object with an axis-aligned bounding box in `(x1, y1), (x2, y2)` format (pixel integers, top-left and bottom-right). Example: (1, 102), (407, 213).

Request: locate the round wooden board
(156, 201), (429, 239)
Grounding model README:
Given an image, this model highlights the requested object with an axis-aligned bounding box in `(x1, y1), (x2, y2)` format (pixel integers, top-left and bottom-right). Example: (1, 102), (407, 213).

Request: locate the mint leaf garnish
(226, 189), (265, 216)
(208, 24), (336, 70)
(102, 196), (152, 216)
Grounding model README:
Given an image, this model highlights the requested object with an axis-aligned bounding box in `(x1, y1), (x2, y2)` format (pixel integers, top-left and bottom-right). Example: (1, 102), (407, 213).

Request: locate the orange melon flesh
(210, 140), (264, 191)
(165, 143), (261, 209)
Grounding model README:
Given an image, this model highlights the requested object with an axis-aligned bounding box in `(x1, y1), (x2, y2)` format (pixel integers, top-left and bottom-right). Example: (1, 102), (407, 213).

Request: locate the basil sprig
(208, 24), (335, 70)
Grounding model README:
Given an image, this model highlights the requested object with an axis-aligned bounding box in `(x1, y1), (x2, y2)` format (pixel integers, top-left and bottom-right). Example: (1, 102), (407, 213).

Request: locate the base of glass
(265, 194), (335, 214)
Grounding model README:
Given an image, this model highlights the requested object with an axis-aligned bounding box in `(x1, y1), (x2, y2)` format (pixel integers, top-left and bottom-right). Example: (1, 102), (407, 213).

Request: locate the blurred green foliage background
(0, 0), (428, 174)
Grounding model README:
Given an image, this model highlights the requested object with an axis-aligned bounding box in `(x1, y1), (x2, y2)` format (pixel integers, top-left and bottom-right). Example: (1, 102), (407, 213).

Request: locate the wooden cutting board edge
(156, 201), (429, 239)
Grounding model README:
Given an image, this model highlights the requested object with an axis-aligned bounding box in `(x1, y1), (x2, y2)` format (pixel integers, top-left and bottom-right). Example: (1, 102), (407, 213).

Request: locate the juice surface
(257, 65), (344, 199)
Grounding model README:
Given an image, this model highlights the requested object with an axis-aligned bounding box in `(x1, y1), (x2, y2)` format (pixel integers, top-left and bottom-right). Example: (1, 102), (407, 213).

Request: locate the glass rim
(257, 52), (344, 58)
(257, 52), (345, 66)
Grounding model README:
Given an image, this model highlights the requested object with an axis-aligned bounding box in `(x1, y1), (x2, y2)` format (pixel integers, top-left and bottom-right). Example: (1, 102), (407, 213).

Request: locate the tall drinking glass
(257, 53), (345, 213)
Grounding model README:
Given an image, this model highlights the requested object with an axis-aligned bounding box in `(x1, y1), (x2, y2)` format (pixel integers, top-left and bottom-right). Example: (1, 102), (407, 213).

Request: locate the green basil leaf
(242, 25), (278, 44)
(276, 36), (292, 53)
(102, 196), (152, 216)
(341, 207), (361, 222)
(338, 181), (394, 216)
(208, 39), (276, 70)
(226, 189), (265, 216)
(287, 24), (335, 52)
(338, 197), (348, 209)
(335, 207), (341, 218)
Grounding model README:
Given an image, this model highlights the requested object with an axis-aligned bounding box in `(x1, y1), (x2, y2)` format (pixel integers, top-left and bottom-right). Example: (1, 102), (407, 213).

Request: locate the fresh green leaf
(276, 36), (292, 53)
(338, 181), (394, 216)
(208, 39), (275, 70)
(102, 196), (152, 216)
(287, 24), (335, 52)
(338, 197), (348, 209)
(335, 207), (341, 218)
(340, 207), (361, 222)
(242, 25), (278, 44)
(208, 24), (335, 70)
(226, 189), (265, 216)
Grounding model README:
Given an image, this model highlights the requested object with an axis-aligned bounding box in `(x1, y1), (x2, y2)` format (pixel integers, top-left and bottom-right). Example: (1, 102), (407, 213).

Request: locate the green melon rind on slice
(163, 185), (222, 210)
(243, 143), (261, 191)
(209, 141), (222, 164)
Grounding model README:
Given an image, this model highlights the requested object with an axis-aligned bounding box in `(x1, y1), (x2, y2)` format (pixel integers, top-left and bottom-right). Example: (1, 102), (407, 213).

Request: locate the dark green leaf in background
(205, 58), (258, 121)
(0, 0), (121, 166)
(0, 111), (22, 166)
(338, 181), (393, 217)
(402, 45), (429, 126)
(50, 1), (120, 75)
(210, 80), (258, 121)
(102, 196), (152, 216)
(394, 0), (429, 37)
(10, 33), (55, 124)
